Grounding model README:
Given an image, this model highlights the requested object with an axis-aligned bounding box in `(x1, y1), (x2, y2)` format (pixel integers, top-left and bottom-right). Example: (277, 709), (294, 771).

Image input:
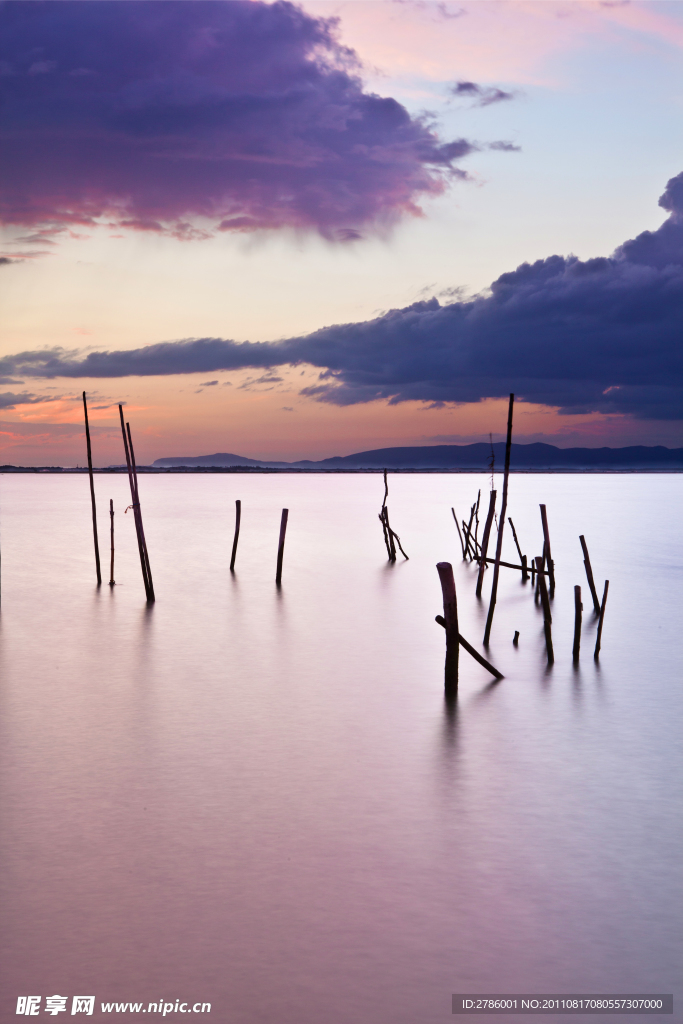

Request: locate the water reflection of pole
(82, 392), (102, 585)
(483, 393), (514, 646)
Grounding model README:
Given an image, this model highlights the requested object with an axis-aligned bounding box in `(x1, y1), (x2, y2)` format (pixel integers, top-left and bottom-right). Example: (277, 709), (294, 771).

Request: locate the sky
(0, 0), (682, 466)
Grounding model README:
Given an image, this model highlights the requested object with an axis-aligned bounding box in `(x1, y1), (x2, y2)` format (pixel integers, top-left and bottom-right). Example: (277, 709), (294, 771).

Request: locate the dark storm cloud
(0, 0), (480, 239)
(2, 174), (682, 421)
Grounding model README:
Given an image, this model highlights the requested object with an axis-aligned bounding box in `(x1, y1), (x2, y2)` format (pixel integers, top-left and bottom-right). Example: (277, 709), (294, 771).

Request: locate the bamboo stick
(475, 490), (497, 598)
(82, 392), (102, 585)
(579, 535), (601, 614)
(540, 504), (555, 597)
(230, 499), (241, 571)
(594, 580), (609, 658)
(483, 394), (515, 645)
(436, 562), (459, 689)
(118, 405), (153, 601)
(451, 508), (466, 559)
(109, 499), (115, 586)
(276, 508), (289, 584)
(535, 556), (554, 663)
(573, 585), (582, 662)
(508, 517), (528, 580)
(435, 616), (504, 679)
(464, 503), (476, 559)
(126, 422), (154, 601)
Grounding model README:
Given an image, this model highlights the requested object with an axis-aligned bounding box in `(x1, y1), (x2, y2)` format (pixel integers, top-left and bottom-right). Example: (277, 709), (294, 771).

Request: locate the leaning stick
(230, 499), (241, 571)
(540, 504), (555, 597)
(463, 503), (476, 559)
(126, 422), (154, 601)
(484, 393), (514, 645)
(475, 490), (497, 598)
(473, 489), (481, 550)
(573, 585), (582, 662)
(535, 556), (554, 663)
(379, 471), (393, 558)
(508, 517), (528, 581)
(479, 555), (547, 574)
(435, 616), (504, 679)
(451, 508), (466, 559)
(436, 562), (459, 690)
(82, 392), (102, 585)
(383, 507), (397, 561)
(276, 508), (289, 584)
(118, 406), (153, 601)
(109, 499), (115, 586)
(594, 580), (609, 658)
(579, 535), (601, 614)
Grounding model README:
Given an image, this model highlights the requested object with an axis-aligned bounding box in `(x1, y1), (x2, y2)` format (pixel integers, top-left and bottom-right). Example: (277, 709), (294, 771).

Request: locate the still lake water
(0, 472), (681, 1023)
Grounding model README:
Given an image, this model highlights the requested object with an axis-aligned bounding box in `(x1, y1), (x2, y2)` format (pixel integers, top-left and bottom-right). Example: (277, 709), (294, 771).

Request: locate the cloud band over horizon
(2, 172), (682, 422)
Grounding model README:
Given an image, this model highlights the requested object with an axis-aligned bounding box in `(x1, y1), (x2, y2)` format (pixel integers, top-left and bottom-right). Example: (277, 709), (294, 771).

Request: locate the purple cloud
(450, 81), (515, 106)
(2, 173), (681, 422)
(0, 0), (478, 240)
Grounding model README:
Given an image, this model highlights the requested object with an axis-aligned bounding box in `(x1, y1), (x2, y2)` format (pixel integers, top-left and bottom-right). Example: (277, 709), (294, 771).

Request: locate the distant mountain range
(152, 442), (683, 471)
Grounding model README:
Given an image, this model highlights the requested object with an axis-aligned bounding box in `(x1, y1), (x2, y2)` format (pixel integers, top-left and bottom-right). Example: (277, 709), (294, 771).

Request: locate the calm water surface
(0, 473), (681, 1023)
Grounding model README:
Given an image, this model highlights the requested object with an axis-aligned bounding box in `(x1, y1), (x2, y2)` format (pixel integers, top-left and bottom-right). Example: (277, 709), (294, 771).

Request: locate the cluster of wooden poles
(83, 393), (290, 595)
(434, 393), (610, 690)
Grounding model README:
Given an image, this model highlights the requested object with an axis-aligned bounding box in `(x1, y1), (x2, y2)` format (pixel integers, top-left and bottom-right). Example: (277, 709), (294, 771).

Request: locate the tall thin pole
(126, 421), (154, 598)
(475, 490), (497, 598)
(109, 499), (115, 586)
(535, 556), (554, 663)
(483, 394), (514, 645)
(540, 504), (555, 597)
(579, 535), (601, 614)
(230, 499), (241, 571)
(594, 580), (609, 658)
(118, 405), (153, 601)
(572, 585), (582, 662)
(82, 392), (102, 585)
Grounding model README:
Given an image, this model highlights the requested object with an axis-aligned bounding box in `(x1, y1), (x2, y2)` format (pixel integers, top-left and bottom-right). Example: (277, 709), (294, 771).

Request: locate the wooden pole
(539, 504), (555, 597)
(118, 405), (152, 601)
(109, 499), (115, 586)
(572, 585), (582, 662)
(473, 489), (481, 550)
(230, 499), (241, 571)
(82, 392), (102, 585)
(436, 562), (459, 689)
(464, 503), (476, 559)
(435, 616), (503, 680)
(483, 394), (515, 645)
(508, 517), (528, 581)
(276, 508), (289, 584)
(383, 506), (397, 561)
(579, 535), (601, 614)
(379, 470), (392, 559)
(126, 422), (154, 601)
(451, 508), (466, 559)
(475, 490), (497, 598)
(535, 556), (554, 663)
(594, 580), (609, 658)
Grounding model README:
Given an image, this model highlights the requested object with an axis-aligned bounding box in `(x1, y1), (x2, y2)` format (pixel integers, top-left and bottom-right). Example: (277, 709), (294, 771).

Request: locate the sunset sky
(1, 0), (682, 466)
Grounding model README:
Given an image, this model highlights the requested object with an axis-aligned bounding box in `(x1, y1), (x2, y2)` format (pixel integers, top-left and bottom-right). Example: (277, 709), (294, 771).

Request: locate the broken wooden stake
(594, 580), (609, 658)
(82, 392), (102, 585)
(513, 631), (520, 646)
(483, 393), (514, 646)
(119, 405), (154, 602)
(573, 585), (582, 662)
(436, 562), (459, 689)
(475, 490), (497, 598)
(230, 499), (241, 571)
(276, 508), (289, 584)
(579, 535), (601, 614)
